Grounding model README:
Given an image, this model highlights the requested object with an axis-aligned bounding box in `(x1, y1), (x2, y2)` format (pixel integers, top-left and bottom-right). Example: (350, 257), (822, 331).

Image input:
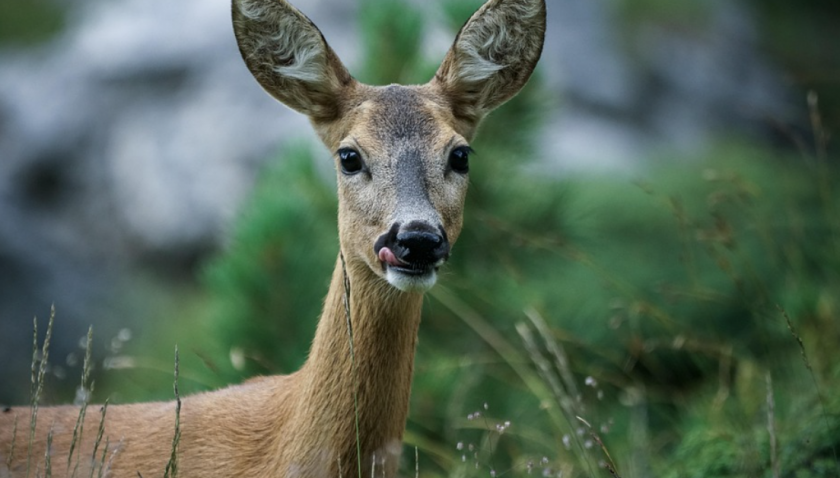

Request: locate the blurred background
(1, 0), (838, 476)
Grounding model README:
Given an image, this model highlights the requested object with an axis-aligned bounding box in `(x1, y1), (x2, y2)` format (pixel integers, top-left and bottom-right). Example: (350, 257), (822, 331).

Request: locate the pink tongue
(378, 247), (402, 267)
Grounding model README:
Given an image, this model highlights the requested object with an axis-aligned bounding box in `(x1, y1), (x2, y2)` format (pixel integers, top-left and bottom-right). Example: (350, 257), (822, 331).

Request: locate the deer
(0, 0), (545, 476)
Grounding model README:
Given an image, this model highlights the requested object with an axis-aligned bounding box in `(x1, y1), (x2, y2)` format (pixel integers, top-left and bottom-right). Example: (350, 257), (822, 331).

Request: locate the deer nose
(396, 230), (447, 265)
(375, 222), (450, 268)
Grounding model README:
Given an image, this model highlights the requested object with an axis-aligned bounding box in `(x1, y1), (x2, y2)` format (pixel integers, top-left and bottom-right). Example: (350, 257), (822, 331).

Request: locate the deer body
(0, 0), (545, 475)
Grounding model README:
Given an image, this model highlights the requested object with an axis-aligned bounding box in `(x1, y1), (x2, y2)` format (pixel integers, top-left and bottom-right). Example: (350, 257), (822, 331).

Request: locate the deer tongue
(378, 247), (403, 267)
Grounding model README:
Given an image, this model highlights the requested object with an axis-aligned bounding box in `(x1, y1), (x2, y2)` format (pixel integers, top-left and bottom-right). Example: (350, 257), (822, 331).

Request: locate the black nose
(375, 222), (450, 268)
(396, 230), (445, 264)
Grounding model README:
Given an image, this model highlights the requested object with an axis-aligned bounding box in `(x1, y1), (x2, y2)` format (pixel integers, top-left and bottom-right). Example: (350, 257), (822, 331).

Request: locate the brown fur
(0, 0), (545, 476)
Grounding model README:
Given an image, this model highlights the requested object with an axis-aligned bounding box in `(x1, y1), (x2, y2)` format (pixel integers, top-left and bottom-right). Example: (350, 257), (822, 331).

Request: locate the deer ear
(232, 0), (354, 121)
(433, 0), (546, 123)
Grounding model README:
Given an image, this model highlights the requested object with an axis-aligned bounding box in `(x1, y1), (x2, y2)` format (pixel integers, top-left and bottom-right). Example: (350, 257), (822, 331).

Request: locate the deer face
(331, 85), (470, 291)
(233, 0), (546, 292)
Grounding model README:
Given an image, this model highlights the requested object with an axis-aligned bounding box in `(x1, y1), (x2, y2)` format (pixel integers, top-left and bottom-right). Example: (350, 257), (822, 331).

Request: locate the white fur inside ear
(269, 24), (324, 83)
(237, 0), (325, 83)
(455, 0), (544, 82)
(456, 28), (506, 82)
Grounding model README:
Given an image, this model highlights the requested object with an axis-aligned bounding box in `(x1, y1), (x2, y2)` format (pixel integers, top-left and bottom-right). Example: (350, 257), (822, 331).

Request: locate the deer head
(232, 0), (546, 292)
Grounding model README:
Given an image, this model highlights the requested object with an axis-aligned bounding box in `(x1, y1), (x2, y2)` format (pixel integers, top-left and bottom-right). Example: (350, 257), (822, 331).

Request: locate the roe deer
(0, 0), (545, 475)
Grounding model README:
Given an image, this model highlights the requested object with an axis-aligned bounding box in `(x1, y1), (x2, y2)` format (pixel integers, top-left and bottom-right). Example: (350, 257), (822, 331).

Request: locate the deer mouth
(378, 246), (440, 276)
(374, 222), (450, 291)
(380, 259), (440, 292)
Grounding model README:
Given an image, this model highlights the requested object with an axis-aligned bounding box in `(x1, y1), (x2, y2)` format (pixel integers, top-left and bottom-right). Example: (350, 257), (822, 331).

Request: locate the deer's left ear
(432, 0), (546, 124)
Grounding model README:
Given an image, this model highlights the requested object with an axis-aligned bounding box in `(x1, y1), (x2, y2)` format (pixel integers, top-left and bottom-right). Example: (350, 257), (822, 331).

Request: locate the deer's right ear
(433, 0), (546, 125)
(232, 0), (354, 121)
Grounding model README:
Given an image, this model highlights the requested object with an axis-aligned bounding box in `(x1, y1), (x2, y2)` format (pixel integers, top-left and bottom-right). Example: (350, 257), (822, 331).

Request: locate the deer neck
(283, 254), (423, 475)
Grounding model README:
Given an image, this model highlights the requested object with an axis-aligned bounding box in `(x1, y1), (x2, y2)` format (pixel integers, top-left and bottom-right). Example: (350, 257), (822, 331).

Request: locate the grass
(89, 400), (109, 478)
(66, 327), (93, 477)
(27, 306), (54, 478)
(8, 311), (184, 478)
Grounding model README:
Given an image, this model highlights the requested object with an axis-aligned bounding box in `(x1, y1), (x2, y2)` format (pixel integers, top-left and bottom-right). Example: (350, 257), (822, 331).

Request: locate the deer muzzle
(374, 222), (450, 285)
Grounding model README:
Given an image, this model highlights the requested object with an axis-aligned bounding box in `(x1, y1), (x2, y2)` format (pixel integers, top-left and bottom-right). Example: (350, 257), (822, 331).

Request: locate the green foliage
(201, 143), (338, 379)
(356, 0), (426, 85)
(0, 0), (64, 46)
(439, 0), (485, 32)
(752, 0), (840, 126)
(665, 371), (840, 478)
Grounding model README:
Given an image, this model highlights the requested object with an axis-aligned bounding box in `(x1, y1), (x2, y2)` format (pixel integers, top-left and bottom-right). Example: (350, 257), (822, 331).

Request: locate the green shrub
(202, 143), (339, 379)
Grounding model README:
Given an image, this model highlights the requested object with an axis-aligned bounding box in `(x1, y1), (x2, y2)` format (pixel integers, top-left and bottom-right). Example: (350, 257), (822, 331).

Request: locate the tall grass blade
(766, 372), (780, 478)
(88, 400), (108, 478)
(68, 326), (94, 477)
(431, 287), (566, 432)
(6, 412), (18, 471)
(163, 346), (182, 478)
(779, 305), (840, 475)
(96, 437), (109, 478)
(26, 306), (54, 478)
(517, 322), (597, 477)
(44, 426), (53, 477)
(524, 308), (581, 407)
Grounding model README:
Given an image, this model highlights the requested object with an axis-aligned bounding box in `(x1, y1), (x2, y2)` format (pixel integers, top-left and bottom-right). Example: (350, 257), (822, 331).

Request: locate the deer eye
(448, 146), (472, 174)
(338, 148), (364, 175)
